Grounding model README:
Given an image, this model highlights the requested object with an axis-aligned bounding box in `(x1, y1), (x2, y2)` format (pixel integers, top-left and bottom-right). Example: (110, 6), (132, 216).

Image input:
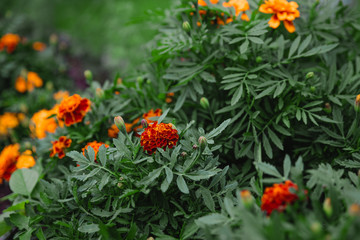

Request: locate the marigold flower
(57, 94), (91, 126)
(0, 33), (21, 53)
(0, 144), (20, 183)
(16, 150), (36, 169)
(166, 92), (175, 103)
(15, 71), (43, 93)
(53, 90), (69, 102)
(223, 0), (250, 20)
(32, 41), (46, 51)
(82, 141), (109, 161)
(198, 0), (219, 6)
(140, 121), (179, 154)
(355, 94), (360, 112)
(0, 113), (20, 136)
(261, 180), (299, 215)
(30, 108), (59, 139)
(259, 0), (300, 33)
(50, 136), (72, 159)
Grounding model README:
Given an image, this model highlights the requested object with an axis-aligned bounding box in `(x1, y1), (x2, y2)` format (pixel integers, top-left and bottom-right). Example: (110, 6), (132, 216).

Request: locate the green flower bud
(324, 103), (332, 113)
(306, 72), (314, 79)
(323, 198), (332, 218)
(192, 144), (198, 150)
(310, 86), (316, 92)
(96, 88), (104, 99)
(182, 21), (191, 32)
(117, 182), (123, 188)
(84, 70), (93, 81)
(256, 56), (263, 63)
(181, 151), (187, 158)
(240, 190), (254, 209)
(137, 76), (144, 85)
(114, 116), (126, 134)
(46, 82), (54, 91)
(310, 221), (322, 234)
(200, 97), (209, 109)
(141, 119), (148, 129)
(198, 136), (207, 151)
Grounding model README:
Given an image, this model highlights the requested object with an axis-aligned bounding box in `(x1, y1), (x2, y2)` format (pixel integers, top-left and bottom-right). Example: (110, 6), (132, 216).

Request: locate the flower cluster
(15, 71), (44, 93)
(261, 180), (299, 215)
(0, 33), (21, 53)
(82, 141), (109, 161)
(140, 121), (179, 154)
(57, 94), (91, 126)
(259, 0), (300, 33)
(30, 108), (59, 139)
(0, 144), (35, 184)
(50, 136), (72, 159)
(0, 112), (24, 136)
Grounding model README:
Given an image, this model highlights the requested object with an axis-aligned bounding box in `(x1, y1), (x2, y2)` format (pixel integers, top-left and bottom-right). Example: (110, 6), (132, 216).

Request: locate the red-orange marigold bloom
(30, 108), (59, 139)
(50, 136), (72, 159)
(82, 141), (109, 161)
(0, 33), (21, 53)
(140, 122), (179, 154)
(223, 0), (250, 20)
(198, 0), (219, 6)
(57, 94), (91, 126)
(261, 180), (299, 215)
(32, 41), (46, 51)
(259, 0), (300, 33)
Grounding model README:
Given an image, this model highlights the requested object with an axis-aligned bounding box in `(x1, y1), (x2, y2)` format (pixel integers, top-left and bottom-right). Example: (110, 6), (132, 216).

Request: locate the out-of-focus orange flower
(140, 122), (179, 154)
(259, 0), (300, 33)
(50, 136), (72, 159)
(30, 108), (59, 139)
(217, 16), (234, 25)
(261, 180), (299, 215)
(0, 113), (20, 136)
(15, 71), (43, 93)
(355, 94), (360, 112)
(108, 124), (120, 138)
(0, 33), (21, 53)
(57, 94), (91, 126)
(32, 41), (46, 51)
(16, 150), (36, 169)
(82, 141), (109, 161)
(53, 90), (69, 102)
(0, 144), (20, 183)
(165, 92), (175, 103)
(198, 0), (219, 6)
(223, 0), (250, 20)
(143, 109), (162, 124)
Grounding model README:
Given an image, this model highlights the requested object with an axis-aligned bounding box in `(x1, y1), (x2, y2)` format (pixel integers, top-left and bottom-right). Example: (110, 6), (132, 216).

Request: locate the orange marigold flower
(32, 41), (46, 51)
(140, 122), (179, 154)
(57, 94), (91, 126)
(82, 141), (109, 161)
(53, 90), (69, 102)
(166, 92), (175, 103)
(50, 136), (72, 159)
(355, 94), (360, 112)
(223, 0), (250, 20)
(259, 0), (300, 33)
(16, 150), (36, 169)
(198, 0), (219, 6)
(15, 71), (43, 93)
(0, 33), (21, 53)
(0, 113), (20, 136)
(0, 144), (20, 183)
(30, 108), (59, 139)
(261, 180), (299, 215)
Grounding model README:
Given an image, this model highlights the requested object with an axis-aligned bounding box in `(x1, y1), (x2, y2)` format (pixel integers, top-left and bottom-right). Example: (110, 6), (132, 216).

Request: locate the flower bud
(84, 70), (93, 81)
(141, 119), (149, 129)
(96, 88), (104, 99)
(117, 182), (123, 188)
(137, 76), (144, 85)
(354, 94), (360, 112)
(49, 34), (58, 45)
(192, 144), (198, 150)
(181, 151), (187, 158)
(323, 198), (332, 218)
(256, 56), (263, 63)
(114, 116), (126, 134)
(310, 86), (316, 92)
(182, 21), (191, 32)
(46, 82), (54, 91)
(240, 190), (254, 209)
(310, 221), (322, 234)
(147, 237), (154, 240)
(306, 72), (314, 79)
(324, 103), (331, 113)
(349, 203), (360, 217)
(198, 136), (207, 151)
(200, 97), (209, 109)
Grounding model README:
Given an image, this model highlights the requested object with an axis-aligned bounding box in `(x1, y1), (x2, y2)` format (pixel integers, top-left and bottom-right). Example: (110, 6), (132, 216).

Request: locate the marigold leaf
(176, 175), (189, 194)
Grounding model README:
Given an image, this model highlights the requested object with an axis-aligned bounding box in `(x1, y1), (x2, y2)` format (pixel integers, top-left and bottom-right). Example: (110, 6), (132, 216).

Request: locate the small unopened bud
(114, 116), (126, 134)
(96, 88), (104, 98)
(117, 182), (123, 188)
(200, 97), (209, 109)
(49, 34), (58, 45)
(46, 82), (54, 91)
(310, 221), (322, 234)
(256, 56), (263, 63)
(240, 190), (254, 209)
(84, 70), (93, 81)
(147, 237), (154, 240)
(323, 198), (332, 218)
(137, 77), (144, 85)
(198, 136), (207, 151)
(306, 72), (314, 79)
(310, 86), (316, 92)
(141, 119), (148, 129)
(192, 144), (198, 150)
(182, 21), (191, 32)
(349, 203), (360, 217)
(24, 141), (32, 149)
(181, 152), (187, 158)
(146, 79), (151, 84)
(119, 177), (124, 181)
(354, 94), (360, 112)
(324, 103), (332, 113)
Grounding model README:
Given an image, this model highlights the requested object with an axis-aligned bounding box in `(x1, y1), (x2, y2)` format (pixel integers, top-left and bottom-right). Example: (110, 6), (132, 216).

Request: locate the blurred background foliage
(1, 0), (171, 76)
